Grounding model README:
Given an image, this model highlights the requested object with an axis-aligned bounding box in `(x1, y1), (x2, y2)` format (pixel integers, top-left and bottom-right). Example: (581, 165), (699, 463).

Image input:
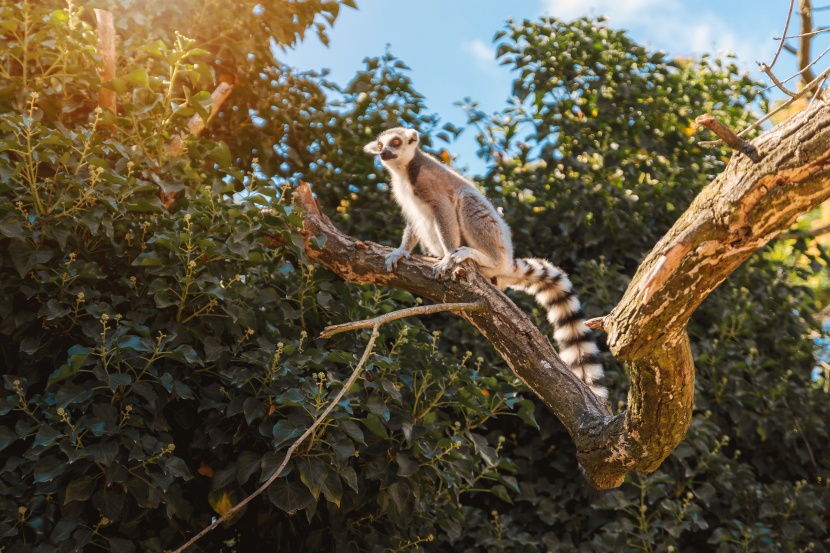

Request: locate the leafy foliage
(0, 4), (828, 553)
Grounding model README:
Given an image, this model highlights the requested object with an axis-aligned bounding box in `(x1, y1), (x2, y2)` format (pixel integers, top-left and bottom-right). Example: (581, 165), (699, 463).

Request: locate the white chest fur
(389, 172), (431, 224)
(386, 169), (444, 256)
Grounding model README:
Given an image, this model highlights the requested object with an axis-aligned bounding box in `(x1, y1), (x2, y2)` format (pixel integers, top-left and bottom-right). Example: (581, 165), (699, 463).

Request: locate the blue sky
(279, 0), (822, 174)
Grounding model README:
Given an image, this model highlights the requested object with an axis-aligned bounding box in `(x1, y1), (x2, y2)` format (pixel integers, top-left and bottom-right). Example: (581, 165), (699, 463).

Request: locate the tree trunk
(294, 93), (830, 489)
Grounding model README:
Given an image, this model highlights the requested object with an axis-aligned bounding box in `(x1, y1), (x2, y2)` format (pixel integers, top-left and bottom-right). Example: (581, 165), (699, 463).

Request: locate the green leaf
(360, 414), (387, 438)
(132, 252), (164, 267)
(34, 455), (67, 483)
(103, 68), (150, 94)
(339, 419), (365, 444)
(63, 476), (96, 505)
(34, 425), (63, 448)
(56, 382), (93, 408)
(0, 426), (17, 452)
(340, 466), (359, 493)
(237, 451), (261, 485)
(320, 469), (343, 507)
(298, 457), (326, 501)
(387, 481), (410, 512)
(272, 420), (302, 447)
(8, 238), (54, 277)
(268, 479), (313, 514)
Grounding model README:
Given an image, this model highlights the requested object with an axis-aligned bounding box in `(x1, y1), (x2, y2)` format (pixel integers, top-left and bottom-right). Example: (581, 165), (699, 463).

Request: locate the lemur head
(363, 128), (420, 167)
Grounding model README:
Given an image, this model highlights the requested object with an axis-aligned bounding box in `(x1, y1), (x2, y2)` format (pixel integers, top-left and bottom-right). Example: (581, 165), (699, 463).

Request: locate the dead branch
(162, 82), (234, 208)
(172, 299), (487, 552)
(168, 82), (234, 157)
(292, 90), (830, 490)
(172, 328), (379, 553)
(93, 10), (116, 115)
(800, 0), (818, 88)
(321, 302), (486, 338)
(695, 114), (761, 161)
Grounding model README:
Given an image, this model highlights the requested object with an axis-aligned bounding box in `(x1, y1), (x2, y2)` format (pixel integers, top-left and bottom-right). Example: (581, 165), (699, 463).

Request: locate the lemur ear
(405, 129), (419, 145)
(363, 141), (380, 155)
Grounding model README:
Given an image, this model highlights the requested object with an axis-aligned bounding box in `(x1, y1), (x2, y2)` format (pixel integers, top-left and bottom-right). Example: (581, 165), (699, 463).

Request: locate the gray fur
(365, 128), (607, 400)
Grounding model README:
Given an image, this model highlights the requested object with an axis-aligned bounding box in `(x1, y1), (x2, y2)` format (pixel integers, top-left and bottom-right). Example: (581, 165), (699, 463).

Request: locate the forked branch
(293, 89), (830, 490)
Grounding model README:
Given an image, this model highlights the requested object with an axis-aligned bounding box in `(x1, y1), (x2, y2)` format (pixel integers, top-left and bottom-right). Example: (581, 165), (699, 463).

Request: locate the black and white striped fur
(364, 127), (606, 399)
(499, 258), (606, 399)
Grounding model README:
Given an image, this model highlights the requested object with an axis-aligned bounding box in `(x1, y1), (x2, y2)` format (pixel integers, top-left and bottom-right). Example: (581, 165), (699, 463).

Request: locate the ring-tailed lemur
(364, 127), (607, 399)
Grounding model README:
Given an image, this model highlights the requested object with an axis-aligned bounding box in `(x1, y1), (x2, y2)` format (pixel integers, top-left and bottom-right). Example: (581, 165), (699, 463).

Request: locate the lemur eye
(377, 142), (383, 151)
(391, 138), (402, 147)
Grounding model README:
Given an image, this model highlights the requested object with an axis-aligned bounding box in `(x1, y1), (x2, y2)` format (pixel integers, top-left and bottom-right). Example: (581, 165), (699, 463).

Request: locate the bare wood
(168, 82), (234, 157)
(93, 9), (116, 114)
(695, 114), (761, 162)
(585, 316), (607, 330)
(321, 302), (486, 338)
(292, 89), (830, 489)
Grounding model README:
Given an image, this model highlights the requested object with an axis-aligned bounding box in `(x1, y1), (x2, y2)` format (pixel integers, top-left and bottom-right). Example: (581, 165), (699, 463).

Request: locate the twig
(700, 63), (830, 147)
(812, 71), (830, 100)
(743, 65), (830, 134)
(776, 26), (830, 40)
(321, 302), (487, 338)
(777, 222), (830, 239)
(770, 0), (797, 69)
(783, 43), (799, 55)
(173, 327), (380, 553)
(695, 114), (761, 161)
(763, 41), (830, 93)
(93, 9), (116, 115)
(758, 62), (797, 97)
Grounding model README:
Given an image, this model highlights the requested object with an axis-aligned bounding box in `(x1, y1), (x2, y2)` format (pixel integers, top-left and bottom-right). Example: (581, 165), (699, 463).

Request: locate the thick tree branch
(294, 92), (830, 489)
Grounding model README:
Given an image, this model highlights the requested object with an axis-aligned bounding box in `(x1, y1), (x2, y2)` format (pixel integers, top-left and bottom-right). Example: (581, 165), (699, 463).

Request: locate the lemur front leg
(431, 203), (463, 278)
(385, 224), (418, 272)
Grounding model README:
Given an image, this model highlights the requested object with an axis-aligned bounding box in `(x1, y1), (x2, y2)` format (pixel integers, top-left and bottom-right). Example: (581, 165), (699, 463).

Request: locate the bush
(1, 4), (828, 552)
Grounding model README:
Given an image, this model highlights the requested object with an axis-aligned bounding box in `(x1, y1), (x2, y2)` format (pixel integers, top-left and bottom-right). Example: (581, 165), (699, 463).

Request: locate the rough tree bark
(295, 93), (830, 489)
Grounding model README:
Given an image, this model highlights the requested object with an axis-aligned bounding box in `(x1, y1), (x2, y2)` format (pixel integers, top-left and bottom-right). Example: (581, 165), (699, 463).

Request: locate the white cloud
(539, 0), (772, 66)
(460, 39), (504, 77)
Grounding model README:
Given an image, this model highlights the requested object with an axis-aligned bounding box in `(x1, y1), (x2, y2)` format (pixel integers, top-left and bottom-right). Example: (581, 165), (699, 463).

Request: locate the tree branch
(321, 302), (487, 338)
(93, 10), (116, 116)
(292, 92), (830, 490)
(800, 0), (817, 88)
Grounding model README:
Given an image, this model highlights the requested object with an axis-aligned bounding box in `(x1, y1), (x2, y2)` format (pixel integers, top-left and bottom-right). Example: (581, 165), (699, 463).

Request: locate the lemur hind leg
(452, 191), (511, 277)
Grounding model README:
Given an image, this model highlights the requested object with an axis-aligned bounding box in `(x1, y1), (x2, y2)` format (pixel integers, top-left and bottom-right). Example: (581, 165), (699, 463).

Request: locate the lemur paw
(450, 247), (475, 265)
(384, 248), (410, 272)
(432, 255), (456, 279)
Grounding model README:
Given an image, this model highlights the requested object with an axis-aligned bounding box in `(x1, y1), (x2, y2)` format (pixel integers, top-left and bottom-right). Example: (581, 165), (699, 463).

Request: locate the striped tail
(505, 258), (607, 400)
